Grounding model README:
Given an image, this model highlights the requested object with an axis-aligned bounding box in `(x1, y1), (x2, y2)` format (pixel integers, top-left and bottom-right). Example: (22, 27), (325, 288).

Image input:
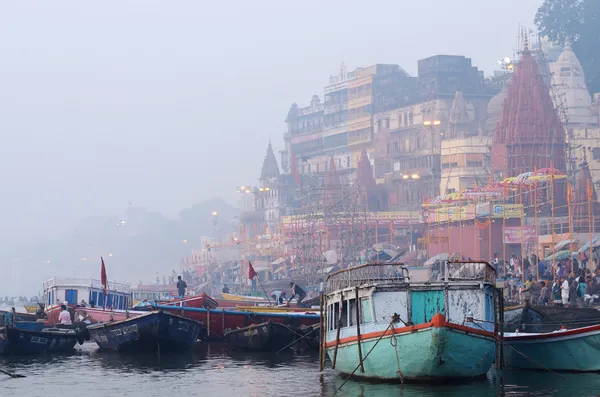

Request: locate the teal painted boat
(504, 323), (600, 372)
(324, 261), (499, 382)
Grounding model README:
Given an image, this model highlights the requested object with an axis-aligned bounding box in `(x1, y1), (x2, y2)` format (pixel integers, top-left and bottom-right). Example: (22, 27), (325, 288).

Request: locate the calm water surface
(1, 343), (599, 397)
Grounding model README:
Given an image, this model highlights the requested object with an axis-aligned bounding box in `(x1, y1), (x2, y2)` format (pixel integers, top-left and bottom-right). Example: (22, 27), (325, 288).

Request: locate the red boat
(152, 304), (320, 340)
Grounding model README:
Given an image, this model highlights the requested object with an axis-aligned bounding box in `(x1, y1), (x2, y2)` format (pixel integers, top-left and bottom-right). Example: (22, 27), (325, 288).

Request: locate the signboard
(503, 226), (536, 244)
(422, 205), (475, 223)
(476, 203), (522, 218)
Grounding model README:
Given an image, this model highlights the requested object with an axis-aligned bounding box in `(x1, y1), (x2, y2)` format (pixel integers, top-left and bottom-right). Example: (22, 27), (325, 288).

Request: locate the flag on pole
(567, 183), (572, 202)
(248, 261), (257, 280)
(100, 257), (107, 309)
(587, 178), (593, 199)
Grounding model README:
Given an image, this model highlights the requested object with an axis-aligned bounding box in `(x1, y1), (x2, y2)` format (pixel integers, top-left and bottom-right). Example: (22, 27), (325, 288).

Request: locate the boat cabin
(324, 262), (497, 341)
(43, 277), (132, 311)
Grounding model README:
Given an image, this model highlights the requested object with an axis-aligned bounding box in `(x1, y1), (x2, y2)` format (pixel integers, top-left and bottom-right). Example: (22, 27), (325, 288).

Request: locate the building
(283, 95), (324, 174)
(439, 136), (492, 195)
(491, 42), (567, 184)
(551, 39), (597, 128)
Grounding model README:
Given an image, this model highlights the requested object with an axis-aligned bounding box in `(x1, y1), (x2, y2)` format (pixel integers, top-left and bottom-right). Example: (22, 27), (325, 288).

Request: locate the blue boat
(324, 261), (499, 382)
(0, 325), (85, 355)
(503, 323), (600, 371)
(87, 310), (205, 352)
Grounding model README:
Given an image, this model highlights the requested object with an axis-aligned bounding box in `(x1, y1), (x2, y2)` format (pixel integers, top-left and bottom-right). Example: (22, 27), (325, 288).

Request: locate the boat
(0, 310), (38, 324)
(75, 307), (147, 324)
(235, 305), (318, 313)
(151, 304), (320, 340)
(221, 292), (267, 302)
(324, 261), (499, 382)
(224, 320), (302, 351)
(86, 311), (205, 352)
(42, 277), (132, 324)
(504, 303), (600, 333)
(0, 325), (88, 355)
(24, 305), (41, 314)
(503, 323), (600, 371)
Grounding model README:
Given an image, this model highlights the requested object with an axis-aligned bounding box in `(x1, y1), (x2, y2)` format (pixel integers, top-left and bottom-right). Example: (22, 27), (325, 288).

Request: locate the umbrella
(544, 250), (576, 261)
(424, 253), (449, 267)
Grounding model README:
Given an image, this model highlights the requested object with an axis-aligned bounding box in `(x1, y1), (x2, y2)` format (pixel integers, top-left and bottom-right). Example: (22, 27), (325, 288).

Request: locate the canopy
(578, 236), (600, 254)
(554, 239), (577, 251)
(544, 250), (575, 261)
(424, 253), (449, 267)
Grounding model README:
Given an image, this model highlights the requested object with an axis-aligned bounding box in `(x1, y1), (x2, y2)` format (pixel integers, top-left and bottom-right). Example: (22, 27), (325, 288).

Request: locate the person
(552, 281), (561, 306)
(271, 290), (286, 305)
(89, 300), (96, 308)
(577, 275), (587, 308)
(289, 282), (307, 308)
(538, 281), (549, 305)
(560, 276), (570, 307)
(319, 278), (325, 295)
(79, 299), (87, 308)
(222, 284), (230, 294)
(176, 276), (187, 300)
(58, 305), (72, 325)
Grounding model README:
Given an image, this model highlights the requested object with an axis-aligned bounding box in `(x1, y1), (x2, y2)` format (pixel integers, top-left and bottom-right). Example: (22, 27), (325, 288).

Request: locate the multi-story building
(439, 136), (492, 194)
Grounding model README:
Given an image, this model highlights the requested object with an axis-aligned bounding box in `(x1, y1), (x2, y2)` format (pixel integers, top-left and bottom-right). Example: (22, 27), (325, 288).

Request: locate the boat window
(340, 301), (348, 327)
(361, 298), (373, 323)
(332, 302), (340, 330)
(348, 299), (356, 327)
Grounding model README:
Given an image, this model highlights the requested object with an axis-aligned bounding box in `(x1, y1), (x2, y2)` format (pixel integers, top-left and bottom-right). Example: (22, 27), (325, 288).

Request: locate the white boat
(43, 277), (132, 324)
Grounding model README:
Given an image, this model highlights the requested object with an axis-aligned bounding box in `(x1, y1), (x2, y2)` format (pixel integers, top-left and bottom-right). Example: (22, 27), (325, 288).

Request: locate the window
(346, 156), (350, 167)
(324, 161), (328, 171)
(593, 148), (600, 161)
(409, 112), (414, 125)
(361, 298), (373, 323)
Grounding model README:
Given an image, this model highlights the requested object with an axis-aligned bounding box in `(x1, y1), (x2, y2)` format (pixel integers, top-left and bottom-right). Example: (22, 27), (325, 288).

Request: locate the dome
(484, 85), (508, 135)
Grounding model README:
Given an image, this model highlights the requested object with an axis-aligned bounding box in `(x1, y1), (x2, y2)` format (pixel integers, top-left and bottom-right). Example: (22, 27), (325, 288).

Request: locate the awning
(271, 257), (286, 266)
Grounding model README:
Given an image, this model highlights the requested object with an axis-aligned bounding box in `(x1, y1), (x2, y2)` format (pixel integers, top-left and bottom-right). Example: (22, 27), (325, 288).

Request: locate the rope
(339, 314), (401, 390)
(389, 320), (405, 383)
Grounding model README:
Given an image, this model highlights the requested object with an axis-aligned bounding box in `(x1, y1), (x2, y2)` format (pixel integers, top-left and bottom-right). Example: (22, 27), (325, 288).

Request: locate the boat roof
(43, 277), (131, 293)
(326, 261), (496, 293)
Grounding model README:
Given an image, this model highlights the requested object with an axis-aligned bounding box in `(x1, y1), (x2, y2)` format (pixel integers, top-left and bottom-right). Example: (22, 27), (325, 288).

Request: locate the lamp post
(423, 120), (441, 198)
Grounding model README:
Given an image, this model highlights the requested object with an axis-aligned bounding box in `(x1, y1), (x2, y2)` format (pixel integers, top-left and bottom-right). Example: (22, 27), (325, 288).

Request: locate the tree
(535, 0), (600, 94)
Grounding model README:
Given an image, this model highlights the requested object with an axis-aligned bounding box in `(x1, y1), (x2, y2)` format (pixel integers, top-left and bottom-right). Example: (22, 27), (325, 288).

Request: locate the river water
(1, 342), (599, 397)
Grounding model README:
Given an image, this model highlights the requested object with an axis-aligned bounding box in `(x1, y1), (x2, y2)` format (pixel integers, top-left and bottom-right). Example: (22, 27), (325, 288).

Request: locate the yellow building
(440, 136), (492, 194)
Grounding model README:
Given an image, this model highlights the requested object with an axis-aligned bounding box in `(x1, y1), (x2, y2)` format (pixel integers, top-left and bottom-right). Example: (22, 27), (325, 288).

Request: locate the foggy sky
(0, 1), (540, 242)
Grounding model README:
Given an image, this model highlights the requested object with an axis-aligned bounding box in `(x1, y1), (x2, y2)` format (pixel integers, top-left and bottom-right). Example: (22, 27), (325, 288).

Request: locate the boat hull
(153, 304), (320, 340)
(504, 325), (600, 372)
(224, 321), (300, 351)
(0, 327), (79, 355)
(327, 322), (495, 381)
(76, 307), (146, 323)
(87, 311), (204, 352)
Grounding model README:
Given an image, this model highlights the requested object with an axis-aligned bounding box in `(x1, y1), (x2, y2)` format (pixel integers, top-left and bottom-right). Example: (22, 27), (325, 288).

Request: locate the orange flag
(567, 184), (572, 202)
(587, 178), (593, 200)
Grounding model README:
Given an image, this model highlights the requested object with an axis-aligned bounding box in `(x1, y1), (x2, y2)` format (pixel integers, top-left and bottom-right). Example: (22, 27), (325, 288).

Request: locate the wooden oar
(0, 368), (26, 378)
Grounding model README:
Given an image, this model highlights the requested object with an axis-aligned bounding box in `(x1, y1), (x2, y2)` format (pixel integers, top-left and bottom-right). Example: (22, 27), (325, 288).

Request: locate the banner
(503, 226), (536, 244)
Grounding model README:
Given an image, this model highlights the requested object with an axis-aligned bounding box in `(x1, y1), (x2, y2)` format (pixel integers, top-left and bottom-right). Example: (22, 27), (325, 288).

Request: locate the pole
(551, 169), (556, 283)
(502, 193), (507, 278)
(256, 275), (272, 305)
(568, 183), (574, 266)
(354, 287), (364, 373)
(588, 178), (593, 272)
(534, 178), (539, 278)
(319, 294), (325, 372)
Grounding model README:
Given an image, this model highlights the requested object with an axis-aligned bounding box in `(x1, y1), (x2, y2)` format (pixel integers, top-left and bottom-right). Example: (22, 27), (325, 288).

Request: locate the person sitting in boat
(79, 299), (87, 308)
(58, 305), (72, 325)
(89, 300), (96, 308)
(289, 282), (307, 308)
(270, 290), (287, 305)
(222, 284), (230, 294)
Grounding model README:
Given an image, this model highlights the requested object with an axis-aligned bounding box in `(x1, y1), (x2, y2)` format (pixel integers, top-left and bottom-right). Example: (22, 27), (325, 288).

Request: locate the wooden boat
(24, 305), (40, 314)
(325, 261), (499, 382)
(235, 305), (318, 313)
(224, 320), (300, 351)
(504, 303), (600, 333)
(0, 310), (37, 324)
(151, 304), (320, 340)
(503, 323), (600, 371)
(75, 307), (147, 323)
(86, 311), (205, 352)
(43, 277), (132, 325)
(0, 325), (87, 355)
(221, 292), (266, 302)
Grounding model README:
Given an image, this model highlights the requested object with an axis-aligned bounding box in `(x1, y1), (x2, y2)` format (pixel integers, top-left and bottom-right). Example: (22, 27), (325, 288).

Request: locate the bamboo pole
(568, 183), (574, 268)
(534, 177), (539, 279)
(502, 193), (507, 278)
(319, 294), (325, 372)
(588, 178), (593, 272)
(551, 168), (556, 284)
(354, 287), (364, 373)
(519, 182), (525, 283)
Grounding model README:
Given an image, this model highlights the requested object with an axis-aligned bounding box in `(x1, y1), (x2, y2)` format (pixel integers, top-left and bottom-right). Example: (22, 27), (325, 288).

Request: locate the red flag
(101, 257), (107, 309)
(248, 261), (257, 280)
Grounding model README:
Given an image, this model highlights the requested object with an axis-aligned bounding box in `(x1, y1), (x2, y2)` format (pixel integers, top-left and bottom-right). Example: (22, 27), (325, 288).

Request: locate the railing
(445, 261), (497, 284)
(43, 277), (131, 293)
(326, 263), (409, 293)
